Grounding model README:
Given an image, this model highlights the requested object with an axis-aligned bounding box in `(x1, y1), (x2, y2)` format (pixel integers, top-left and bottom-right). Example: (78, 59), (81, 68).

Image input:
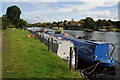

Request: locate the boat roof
(47, 33), (108, 45)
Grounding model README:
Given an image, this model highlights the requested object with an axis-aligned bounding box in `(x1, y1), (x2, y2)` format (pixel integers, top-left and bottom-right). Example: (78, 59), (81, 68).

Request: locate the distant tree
(63, 20), (68, 29)
(108, 20), (116, 26)
(106, 22), (112, 26)
(116, 21), (120, 29)
(6, 5), (21, 19)
(46, 22), (51, 28)
(79, 19), (84, 25)
(36, 22), (42, 27)
(18, 19), (27, 28)
(0, 17), (2, 30)
(52, 24), (57, 27)
(84, 17), (95, 29)
(53, 22), (57, 24)
(42, 23), (47, 27)
(2, 15), (10, 29)
(4, 5), (28, 29)
(59, 23), (64, 27)
(96, 19), (103, 30)
(2, 21), (8, 30)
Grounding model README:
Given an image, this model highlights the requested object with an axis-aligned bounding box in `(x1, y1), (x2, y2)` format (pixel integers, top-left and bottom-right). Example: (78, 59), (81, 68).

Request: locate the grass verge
(2, 28), (82, 78)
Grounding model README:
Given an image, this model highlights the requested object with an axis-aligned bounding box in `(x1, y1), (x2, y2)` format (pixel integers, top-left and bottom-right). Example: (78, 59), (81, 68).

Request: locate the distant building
(52, 27), (59, 30)
(52, 27), (64, 30)
(67, 18), (76, 24)
(99, 29), (107, 32)
(67, 18), (82, 30)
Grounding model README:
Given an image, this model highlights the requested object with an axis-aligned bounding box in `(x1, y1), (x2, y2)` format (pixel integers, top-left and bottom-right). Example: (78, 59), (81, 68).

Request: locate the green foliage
(52, 23), (57, 27)
(84, 17), (95, 29)
(6, 5), (21, 19)
(2, 5), (27, 29)
(79, 28), (93, 31)
(116, 21), (120, 29)
(79, 19), (84, 25)
(109, 28), (119, 31)
(2, 15), (10, 30)
(17, 19), (27, 28)
(0, 17), (2, 30)
(2, 21), (7, 30)
(55, 30), (61, 34)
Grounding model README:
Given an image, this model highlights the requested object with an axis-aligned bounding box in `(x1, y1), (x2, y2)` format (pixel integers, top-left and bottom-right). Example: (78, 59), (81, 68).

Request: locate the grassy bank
(2, 28), (81, 78)
(79, 28), (94, 31)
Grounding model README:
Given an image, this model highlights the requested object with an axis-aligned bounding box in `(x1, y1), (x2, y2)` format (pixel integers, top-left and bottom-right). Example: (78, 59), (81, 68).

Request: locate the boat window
(78, 45), (95, 58)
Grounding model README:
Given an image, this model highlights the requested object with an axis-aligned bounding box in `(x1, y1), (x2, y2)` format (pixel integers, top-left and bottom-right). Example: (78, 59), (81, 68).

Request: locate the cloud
(25, 17), (41, 23)
(2, 1), (117, 23)
(53, 2), (117, 12)
(83, 10), (111, 18)
(2, 0), (119, 2)
(2, 0), (30, 2)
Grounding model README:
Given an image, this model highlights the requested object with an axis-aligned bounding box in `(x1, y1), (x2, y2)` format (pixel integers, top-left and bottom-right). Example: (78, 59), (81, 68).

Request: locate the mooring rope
(81, 60), (102, 75)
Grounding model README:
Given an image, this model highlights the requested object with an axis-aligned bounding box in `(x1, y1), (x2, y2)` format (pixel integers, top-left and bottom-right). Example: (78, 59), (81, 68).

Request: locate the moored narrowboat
(47, 32), (115, 67)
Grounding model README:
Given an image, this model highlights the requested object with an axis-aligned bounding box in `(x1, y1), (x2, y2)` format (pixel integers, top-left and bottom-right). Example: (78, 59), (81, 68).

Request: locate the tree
(4, 5), (28, 29)
(63, 20), (68, 29)
(116, 21), (120, 29)
(96, 19), (103, 30)
(0, 17), (2, 30)
(6, 5), (21, 28)
(6, 5), (21, 19)
(2, 15), (10, 29)
(84, 17), (95, 29)
(18, 19), (27, 28)
(79, 19), (84, 25)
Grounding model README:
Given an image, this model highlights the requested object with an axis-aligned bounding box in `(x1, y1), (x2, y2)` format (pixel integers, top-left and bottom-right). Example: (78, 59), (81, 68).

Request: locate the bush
(55, 30), (61, 34)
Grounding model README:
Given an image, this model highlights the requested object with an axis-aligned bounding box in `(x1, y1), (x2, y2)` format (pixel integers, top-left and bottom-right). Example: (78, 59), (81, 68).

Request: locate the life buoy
(62, 33), (69, 36)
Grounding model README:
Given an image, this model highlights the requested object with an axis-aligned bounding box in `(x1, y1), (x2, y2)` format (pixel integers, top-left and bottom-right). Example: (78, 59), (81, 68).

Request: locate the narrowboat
(47, 32), (115, 67)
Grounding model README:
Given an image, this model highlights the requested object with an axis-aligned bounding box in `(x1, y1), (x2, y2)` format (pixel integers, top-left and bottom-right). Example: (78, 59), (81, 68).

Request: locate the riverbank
(2, 28), (82, 78)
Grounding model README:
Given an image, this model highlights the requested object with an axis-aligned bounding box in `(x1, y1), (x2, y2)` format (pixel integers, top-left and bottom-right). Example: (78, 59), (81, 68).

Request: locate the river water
(63, 30), (120, 79)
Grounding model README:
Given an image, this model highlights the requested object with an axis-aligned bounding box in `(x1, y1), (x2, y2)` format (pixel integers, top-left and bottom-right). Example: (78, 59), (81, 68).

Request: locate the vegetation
(55, 30), (61, 34)
(6, 5), (21, 19)
(0, 17), (2, 30)
(83, 17), (95, 29)
(2, 5), (27, 30)
(2, 28), (81, 78)
(32, 17), (120, 32)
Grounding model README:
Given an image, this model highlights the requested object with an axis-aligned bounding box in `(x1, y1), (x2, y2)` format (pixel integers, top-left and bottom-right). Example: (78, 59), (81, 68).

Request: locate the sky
(1, 0), (119, 23)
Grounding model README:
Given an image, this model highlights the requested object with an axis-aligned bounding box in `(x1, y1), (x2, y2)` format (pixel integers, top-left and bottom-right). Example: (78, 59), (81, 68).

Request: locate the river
(63, 30), (120, 79)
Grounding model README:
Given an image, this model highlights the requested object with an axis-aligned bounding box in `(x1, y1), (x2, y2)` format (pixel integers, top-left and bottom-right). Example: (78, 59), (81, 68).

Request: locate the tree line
(31, 17), (120, 31)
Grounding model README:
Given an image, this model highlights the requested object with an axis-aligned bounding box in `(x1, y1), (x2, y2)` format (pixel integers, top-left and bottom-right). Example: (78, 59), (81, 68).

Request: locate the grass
(2, 28), (82, 78)
(79, 28), (93, 31)
(110, 28), (119, 31)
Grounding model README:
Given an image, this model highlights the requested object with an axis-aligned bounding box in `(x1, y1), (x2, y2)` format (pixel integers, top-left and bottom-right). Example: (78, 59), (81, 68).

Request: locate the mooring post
(69, 47), (73, 70)
(39, 34), (41, 40)
(48, 38), (50, 51)
(40, 34), (42, 41)
(74, 46), (78, 71)
(41, 34), (43, 42)
(42, 34), (44, 42)
(43, 33), (44, 38)
(51, 37), (53, 50)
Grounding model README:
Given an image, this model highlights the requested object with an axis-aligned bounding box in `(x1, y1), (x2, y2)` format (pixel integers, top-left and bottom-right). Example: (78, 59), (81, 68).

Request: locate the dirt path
(0, 32), (2, 79)
(0, 32), (2, 51)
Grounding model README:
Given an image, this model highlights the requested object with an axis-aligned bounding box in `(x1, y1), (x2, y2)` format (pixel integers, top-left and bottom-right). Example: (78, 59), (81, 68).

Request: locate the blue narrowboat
(47, 33), (115, 67)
